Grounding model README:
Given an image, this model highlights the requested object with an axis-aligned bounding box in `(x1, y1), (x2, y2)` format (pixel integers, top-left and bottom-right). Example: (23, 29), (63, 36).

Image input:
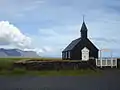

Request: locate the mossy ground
(0, 58), (101, 76)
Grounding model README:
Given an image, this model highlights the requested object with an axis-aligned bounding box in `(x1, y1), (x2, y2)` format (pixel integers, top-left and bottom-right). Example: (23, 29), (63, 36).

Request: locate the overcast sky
(0, 0), (120, 57)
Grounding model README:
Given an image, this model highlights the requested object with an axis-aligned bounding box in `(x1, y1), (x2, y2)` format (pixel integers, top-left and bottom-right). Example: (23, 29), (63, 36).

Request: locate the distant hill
(0, 48), (40, 58)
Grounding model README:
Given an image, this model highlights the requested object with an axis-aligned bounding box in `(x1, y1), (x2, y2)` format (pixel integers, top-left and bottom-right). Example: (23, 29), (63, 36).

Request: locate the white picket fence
(96, 58), (117, 68)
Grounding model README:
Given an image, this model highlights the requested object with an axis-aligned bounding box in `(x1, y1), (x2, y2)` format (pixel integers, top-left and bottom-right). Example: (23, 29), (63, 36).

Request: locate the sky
(0, 0), (120, 57)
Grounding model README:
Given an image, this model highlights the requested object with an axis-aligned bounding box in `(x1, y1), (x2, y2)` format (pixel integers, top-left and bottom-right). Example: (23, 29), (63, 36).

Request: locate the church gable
(73, 38), (98, 52)
(86, 39), (99, 51)
(62, 20), (99, 60)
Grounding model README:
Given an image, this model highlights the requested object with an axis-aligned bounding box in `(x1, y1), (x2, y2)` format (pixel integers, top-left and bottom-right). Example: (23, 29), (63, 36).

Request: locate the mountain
(0, 48), (40, 58)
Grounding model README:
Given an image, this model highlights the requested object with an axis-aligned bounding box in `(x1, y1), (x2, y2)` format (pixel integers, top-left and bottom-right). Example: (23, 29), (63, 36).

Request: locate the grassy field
(0, 57), (62, 69)
(0, 68), (101, 76)
(0, 57), (101, 76)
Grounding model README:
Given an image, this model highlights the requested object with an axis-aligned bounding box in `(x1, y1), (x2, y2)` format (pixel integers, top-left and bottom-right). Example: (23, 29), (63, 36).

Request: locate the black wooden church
(62, 21), (99, 60)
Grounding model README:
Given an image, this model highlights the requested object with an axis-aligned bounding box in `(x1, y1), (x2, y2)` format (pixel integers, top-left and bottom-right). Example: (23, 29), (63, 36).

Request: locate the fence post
(106, 59), (107, 66)
(116, 58), (117, 68)
(100, 50), (102, 68)
(101, 58), (102, 68)
(96, 58), (97, 67)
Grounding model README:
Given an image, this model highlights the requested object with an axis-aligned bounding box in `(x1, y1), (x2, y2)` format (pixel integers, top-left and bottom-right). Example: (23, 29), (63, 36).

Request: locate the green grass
(0, 57), (101, 76)
(0, 57), (78, 70)
(0, 58), (25, 70)
(0, 68), (26, 76)
(0, 57), (61, 70)
(0, 68), (101, 76)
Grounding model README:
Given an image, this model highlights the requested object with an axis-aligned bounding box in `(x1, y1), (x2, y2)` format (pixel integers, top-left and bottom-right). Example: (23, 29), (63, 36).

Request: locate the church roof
(63, 38), (81, 52)
(63, 21), (98, 52)
(63, 37), (98, 52)
(80, 21), (88, 32)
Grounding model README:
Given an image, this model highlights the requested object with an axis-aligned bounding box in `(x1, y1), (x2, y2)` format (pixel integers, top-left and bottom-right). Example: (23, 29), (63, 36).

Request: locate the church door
(81, 47), (89, 61)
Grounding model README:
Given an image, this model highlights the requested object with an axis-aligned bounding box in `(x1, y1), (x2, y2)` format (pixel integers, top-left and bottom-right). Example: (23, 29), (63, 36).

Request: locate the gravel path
(0, 70), (120, 90)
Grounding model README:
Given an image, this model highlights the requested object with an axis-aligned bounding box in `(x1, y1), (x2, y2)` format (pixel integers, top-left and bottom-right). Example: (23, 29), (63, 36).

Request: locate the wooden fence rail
(96, 58), (117, 68)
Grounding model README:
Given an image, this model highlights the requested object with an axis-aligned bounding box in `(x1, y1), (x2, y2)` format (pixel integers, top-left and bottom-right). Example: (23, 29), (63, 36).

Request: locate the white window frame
(68, 51), (70, 58)
(66, 52), (68, 58)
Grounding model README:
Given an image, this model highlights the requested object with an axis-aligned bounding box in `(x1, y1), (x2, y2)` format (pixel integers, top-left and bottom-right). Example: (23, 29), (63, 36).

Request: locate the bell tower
(80, 16), (88, 39)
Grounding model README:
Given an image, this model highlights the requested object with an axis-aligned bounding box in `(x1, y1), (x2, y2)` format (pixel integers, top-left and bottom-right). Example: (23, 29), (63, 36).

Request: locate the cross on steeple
(83, 15), (85, 22)
(80, 15), (88, 39)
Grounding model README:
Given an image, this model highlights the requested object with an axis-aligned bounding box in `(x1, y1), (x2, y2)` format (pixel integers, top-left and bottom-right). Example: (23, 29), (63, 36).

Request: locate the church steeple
(80, 20), (88, 39)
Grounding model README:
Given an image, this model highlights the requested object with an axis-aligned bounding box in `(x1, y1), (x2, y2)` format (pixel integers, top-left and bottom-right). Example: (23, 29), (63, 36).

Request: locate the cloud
(42, 46), (53, 52)
(24, 46), (53, 53)
(30, 26), (81, 57)
(38, 28), (58, 37)
(0, 21), (31, 49)
(89, 37), (119, 43)
(0, 0), (45, 19)
(34, 0), (45, 4)
(24, 48), (44, 54)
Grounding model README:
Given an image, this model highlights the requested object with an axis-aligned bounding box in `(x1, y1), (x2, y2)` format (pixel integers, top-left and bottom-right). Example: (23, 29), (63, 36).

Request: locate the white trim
(68, 51), (70, 58)
(96, 58), (117, 68)
(81, 47), (89, 61)
(66, 52), (68, 58)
